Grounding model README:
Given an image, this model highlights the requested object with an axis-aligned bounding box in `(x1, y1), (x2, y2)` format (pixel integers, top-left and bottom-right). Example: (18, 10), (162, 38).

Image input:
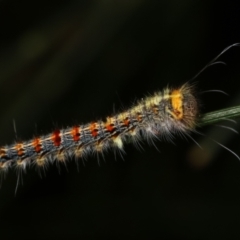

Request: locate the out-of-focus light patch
(187, 143), (216, 169)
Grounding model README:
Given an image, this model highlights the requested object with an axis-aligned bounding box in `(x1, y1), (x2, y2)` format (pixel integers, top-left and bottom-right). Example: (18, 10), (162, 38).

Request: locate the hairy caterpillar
(0, 43), (239, 189)
(0, 83), (198, 172)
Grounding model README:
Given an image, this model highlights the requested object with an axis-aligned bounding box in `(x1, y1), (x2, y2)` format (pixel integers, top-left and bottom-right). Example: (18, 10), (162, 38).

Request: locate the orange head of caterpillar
(169, 84), (199, 130)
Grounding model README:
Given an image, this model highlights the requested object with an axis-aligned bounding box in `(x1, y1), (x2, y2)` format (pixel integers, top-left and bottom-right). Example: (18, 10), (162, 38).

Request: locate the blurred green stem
(199, 105), (240, 127)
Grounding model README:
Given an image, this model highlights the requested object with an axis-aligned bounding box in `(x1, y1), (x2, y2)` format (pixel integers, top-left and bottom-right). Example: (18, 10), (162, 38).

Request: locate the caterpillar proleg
(0, 43), (239, 187)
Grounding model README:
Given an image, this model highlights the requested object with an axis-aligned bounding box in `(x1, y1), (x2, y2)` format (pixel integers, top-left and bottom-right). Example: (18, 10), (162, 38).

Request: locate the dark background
(0, 1), (240, 239)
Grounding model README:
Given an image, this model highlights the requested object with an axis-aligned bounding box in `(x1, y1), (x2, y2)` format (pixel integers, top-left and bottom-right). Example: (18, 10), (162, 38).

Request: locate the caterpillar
(0, 83), (198, 173)
(0, 43), (239, 188)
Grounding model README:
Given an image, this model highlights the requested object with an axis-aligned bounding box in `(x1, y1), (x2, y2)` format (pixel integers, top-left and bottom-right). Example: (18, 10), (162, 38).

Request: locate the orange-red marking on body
(33, 138), (42, 153)
(52, 130), (61, 147)
(123, 118), (130, 127)
(15, 143), (24, 157)
(105, 117), (115, 132)
(90, 123), (98, 137)
(106, 123), (115, 132)
(71, 126), (80, 141)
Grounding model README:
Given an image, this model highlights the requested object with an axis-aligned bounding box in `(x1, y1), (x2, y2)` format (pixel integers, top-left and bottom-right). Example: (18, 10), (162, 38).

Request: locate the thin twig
(199, 105), (240, 127)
